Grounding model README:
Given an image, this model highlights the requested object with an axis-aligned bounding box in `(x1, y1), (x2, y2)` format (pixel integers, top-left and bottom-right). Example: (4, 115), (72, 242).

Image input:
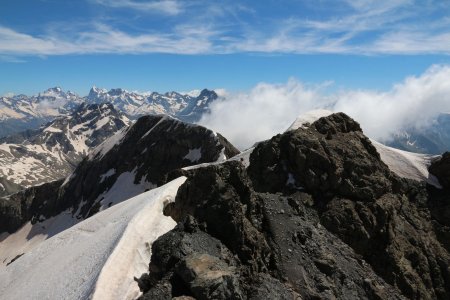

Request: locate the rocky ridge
(0, 114), (239, 237)
(139, 113), (450, 300)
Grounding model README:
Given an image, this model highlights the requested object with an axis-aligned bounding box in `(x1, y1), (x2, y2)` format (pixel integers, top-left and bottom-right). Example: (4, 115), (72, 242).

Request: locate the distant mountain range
(385, 113), (450, 155)
(0, 103), (129, 196)
(0, 87), (219, 138)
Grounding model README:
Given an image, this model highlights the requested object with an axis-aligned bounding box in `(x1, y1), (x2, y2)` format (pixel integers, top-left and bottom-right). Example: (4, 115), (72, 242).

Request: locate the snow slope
(371, 140), (441, 188)
(0, 176), (186, 300)
(286, 109), (333, 131)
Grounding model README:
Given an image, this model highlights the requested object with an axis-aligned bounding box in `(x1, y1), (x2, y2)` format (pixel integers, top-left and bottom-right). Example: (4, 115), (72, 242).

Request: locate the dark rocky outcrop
(0, 115), (239, 234)
(0, 180), (62, 233)
(429, 152), (450, 189)
(140, 113), (450, 300)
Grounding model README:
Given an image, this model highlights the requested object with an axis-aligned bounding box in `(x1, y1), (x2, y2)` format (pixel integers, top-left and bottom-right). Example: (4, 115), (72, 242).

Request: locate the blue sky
(1, 0), (450, 95)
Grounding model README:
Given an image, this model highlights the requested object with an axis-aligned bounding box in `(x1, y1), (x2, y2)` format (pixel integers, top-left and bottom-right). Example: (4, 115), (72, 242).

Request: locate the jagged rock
(0, 115), (238, 235)
(248, 112), (394, 201)
(141, 113), (450, 300)
(176, 253), (243, 300)
(142, 161), (404, 299)
(429, 152), (450, 188)
(0, 180), (62, 233)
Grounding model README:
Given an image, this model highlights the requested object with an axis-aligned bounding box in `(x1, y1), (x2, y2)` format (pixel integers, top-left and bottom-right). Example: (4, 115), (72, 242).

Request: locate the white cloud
(92, 0), (183, 15)
(2, 92), (15, 97)
(0, 24), (216, 56)
(199, 65), (450, 150)
(1, 0), (450, 57)
(198, 79), (333, 149)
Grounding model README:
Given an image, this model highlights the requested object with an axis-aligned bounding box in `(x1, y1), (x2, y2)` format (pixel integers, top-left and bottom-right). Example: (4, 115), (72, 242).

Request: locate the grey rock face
(429, 152), (450, 188)
(177, 89), (218, 123)
(140, 113), (450, 300)
(0, 115), (238, 235)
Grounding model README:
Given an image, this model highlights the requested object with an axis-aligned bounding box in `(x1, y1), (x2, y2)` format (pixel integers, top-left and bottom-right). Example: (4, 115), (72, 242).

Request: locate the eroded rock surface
(140, 113), (450, 300)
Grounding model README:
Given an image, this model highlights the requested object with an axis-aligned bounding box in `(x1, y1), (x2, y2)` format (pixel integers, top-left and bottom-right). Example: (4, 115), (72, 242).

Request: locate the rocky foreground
(137, 113), (450, 300)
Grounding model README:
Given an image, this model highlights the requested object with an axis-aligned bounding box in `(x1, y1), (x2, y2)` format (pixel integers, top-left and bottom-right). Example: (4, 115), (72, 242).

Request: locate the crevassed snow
(371, 140), (442, 188)
(183, 148), (202, 163)
(0, 176), (186, 300)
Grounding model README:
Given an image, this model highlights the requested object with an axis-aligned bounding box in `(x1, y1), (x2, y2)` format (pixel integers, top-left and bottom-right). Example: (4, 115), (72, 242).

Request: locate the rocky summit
(138, 113), (450, 300)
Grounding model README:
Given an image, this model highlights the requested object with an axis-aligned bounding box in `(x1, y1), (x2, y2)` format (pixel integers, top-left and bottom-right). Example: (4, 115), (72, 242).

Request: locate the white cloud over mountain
(200, 65), (450, 149)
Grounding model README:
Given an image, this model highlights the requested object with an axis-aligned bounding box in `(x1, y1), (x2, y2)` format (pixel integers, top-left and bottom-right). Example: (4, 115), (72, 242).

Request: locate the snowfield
(371, 140), (441, 188)
(0, 176), (186, 300)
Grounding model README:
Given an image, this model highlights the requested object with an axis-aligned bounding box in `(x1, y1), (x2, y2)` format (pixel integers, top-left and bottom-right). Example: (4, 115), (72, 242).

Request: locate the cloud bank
(199, 65), (450, 150)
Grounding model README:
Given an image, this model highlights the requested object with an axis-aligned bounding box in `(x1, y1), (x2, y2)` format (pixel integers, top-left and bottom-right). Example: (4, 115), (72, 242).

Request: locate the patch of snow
(182, 89), (201, 97)
(0, 177), (186, 300)
(43, 126), (63, 133)
(183, 148), (202, 163)
(61, 171), (76, 187)
(90, 126), (129, 160)
(95, 116), (111, 130)
(99, 169), (116, 183)
(372, 140), (442, 188)
(140, 116), (168, 140)
(96, 170), (156, 211)
(286, 109), (333, 131)
(227, 147), (254, 168)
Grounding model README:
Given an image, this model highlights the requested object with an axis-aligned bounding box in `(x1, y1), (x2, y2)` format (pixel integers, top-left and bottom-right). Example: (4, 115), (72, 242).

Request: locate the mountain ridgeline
(0, 87), (219, 138)
(138, 113), (450, 300)
(1, 87), (450, 300)
(0, 114), (238, 235)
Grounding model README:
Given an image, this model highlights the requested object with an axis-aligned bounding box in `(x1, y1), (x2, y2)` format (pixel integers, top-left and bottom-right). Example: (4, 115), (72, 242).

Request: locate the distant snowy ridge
(0, 86), (219, 138)
(0, 176), (186, 300)
(0, 103), (130, 196)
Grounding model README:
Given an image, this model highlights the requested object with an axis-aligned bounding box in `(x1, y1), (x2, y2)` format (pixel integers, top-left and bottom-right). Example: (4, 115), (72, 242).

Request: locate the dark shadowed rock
(0, 115), (239, 235)
(429, 152), (450, 189)
(248, 112), (394, 202)
(140, 113), (450, 300)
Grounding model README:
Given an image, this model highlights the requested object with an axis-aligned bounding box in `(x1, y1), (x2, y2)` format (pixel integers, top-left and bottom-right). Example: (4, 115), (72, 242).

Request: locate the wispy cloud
(91, 0), (183, 15)
(1, 0), (450, 57)
(0, 23), (217, 56)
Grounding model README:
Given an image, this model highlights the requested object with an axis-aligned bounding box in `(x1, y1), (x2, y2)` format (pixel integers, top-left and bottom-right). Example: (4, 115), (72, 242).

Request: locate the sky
(1, 0), (450, 96)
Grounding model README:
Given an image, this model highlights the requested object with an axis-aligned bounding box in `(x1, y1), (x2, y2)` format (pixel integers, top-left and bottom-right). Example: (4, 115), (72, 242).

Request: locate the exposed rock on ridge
(0, 115), (239, 235)
(139, 113), (450, 300)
